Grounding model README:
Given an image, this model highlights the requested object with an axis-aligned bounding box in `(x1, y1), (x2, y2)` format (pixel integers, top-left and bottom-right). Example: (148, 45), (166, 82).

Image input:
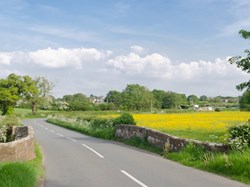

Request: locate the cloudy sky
(0, 0), (249, 98)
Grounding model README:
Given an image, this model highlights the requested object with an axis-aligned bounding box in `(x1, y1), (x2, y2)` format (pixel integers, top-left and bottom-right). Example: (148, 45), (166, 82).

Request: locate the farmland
(133, 111), (250, 143)
(47, 110), (250, 143)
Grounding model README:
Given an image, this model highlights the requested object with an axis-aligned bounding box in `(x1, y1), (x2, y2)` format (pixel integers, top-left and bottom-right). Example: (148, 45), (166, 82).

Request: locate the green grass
(160, 129), (228, 143)
(14, 108), (58, 119)
(167, 144), (250, 184)
(0, 143), (44, 187)
(47, 118), (115, 140)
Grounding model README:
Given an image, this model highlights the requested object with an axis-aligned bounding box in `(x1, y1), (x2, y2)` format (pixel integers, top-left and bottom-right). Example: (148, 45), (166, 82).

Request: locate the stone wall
(115, 125), (229, 152)
(0, 126), (36, 162)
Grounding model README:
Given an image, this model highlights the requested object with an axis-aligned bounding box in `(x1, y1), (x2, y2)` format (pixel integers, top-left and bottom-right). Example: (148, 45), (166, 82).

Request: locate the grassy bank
(47, 118), (115, 140)
(0, 143), (44, 187)
(167, 144), (250, 184)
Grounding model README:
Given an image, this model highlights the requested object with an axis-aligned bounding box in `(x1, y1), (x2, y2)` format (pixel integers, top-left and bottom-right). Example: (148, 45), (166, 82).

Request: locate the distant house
(194, 105), (199, 110)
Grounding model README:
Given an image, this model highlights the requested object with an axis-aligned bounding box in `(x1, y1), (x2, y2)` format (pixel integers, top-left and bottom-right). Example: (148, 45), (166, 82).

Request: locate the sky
(0, 0), (250, 98)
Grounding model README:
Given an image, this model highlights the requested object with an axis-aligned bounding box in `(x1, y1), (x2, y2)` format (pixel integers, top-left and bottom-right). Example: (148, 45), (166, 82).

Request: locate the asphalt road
(23, 119), (249, 187)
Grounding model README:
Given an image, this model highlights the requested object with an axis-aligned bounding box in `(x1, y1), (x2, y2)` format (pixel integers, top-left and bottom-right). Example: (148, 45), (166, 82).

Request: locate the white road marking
(57, 133), (64, 137)
(82, 143), (104, 159)
(67, 137), (77, 142)
(120, 170), (148, 187)
(44, 127), (48, 130)
(49, 130), (55, 133)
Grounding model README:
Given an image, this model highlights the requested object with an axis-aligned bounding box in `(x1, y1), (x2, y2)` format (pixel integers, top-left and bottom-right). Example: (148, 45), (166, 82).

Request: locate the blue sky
(0, 0), (249, 97)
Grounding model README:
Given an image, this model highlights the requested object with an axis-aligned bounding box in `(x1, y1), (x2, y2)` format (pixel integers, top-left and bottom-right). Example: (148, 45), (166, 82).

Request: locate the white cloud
(130, 45), (144, 53)
(29, 47), (110, 69)
(0, 52), (13, 65)
(106, 52), (247, 81)
(107, 53), (172, 77)
(0, 47), (247, 97)
(0, 47), (112, 69)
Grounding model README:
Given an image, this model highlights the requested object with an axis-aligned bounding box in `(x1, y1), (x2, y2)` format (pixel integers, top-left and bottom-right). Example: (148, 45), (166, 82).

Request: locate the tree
(162, 92), (187, 109)
(239, 90), (250, 111)
(200, 95), (208, 101)
(229, 29), (250, 91)
(104, 90), (121, 108)
(24, 77), (53, 115)
(152, 89), (166, 109)
(187, 95), (199, 105)
(0, 74), (24, 115)
(63, 93), (92, 111)
(120, 84), (154, 111)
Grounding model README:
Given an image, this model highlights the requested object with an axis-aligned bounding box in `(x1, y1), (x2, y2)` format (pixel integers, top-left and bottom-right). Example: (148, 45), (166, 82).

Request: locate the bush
(228, 122), (250, 151)
(113, 113), (136, 125)
(215, 108), (221, 112)
(0, 115), (19, 142)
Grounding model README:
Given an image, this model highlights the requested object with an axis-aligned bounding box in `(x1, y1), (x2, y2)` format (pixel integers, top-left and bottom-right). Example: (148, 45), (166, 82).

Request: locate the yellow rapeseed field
(133, 112), (249, 131)
(133, 111), (250, 142)
(101, 111), (249, 142)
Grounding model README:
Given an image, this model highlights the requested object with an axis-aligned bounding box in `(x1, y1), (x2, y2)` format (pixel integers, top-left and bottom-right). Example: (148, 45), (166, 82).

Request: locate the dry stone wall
(0, 126), (35, 162)
(115, 125), (229, 152)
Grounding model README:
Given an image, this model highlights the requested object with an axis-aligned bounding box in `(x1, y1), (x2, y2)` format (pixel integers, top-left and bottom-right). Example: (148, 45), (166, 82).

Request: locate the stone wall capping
(0, 126), (35, 162)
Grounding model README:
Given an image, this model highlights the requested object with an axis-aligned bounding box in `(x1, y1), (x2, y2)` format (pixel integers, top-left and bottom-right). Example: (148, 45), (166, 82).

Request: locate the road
(23, 119), (249, 187)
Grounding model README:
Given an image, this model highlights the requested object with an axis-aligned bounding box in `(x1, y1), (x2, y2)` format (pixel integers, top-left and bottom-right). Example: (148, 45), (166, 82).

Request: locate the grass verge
(47, 118), (115, 140)
(167, 144), (250, 184)
(0, 143), (44, 187)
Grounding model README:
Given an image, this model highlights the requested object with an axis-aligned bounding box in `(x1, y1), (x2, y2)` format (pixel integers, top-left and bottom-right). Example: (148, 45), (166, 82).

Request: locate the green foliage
(187, 94), (199, 105)
(239, 90), (250, 111)
(152, 89), (166, 109)
(168, 143), (250, 184)
(0, 115), (19, 142)
(104, 90), (121, 108)
(47, 115), (115, 140)
(113, 113), (136, 125)
(0, 144), (44, 187)
(229, 29), (250, 91)
(0, 74), (23, 115)
(63, 93), (93, 111)
(162, 91), (187, 109)
(120, 84), (154, 111)
(228, 122), (250, 151)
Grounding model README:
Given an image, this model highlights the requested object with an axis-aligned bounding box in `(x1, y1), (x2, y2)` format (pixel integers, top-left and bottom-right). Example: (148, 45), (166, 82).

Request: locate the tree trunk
(32, 101), (37, 115)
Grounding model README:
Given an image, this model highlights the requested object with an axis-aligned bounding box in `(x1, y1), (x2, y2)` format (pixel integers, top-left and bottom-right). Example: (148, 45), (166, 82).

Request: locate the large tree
(152, 89), (166, 109)
(229, 29), (250, 91)
(104, 90), (121, 108)
(24, 77), (53, 115)
(162, 92), (187, 109)
(0, 74), (23, 115)
(63, 93), (92, 111)
(120, 84), (154, 111)
(229, 29), (250, 110)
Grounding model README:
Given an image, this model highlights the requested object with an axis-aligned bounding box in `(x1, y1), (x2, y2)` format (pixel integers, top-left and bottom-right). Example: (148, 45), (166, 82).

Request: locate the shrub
(113, 113), (136, 125)
(215, 108), (221, 112)
(228, 122), (250, 151)
(0, 115), (19, 142)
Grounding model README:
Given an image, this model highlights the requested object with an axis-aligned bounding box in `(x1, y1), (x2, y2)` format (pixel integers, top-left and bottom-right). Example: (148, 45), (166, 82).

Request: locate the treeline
(1, 73), (247, 115)
(19, 84), (241, 112)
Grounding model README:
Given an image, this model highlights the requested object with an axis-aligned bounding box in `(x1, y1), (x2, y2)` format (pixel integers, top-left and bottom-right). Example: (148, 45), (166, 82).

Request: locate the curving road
(23, 119), (249, 187)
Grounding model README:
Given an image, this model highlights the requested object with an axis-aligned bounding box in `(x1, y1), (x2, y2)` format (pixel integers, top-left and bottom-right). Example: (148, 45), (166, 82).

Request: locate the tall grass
(47, 117), (115, 140)
(0, 144), (44, 187)
(167, 144), (250, 184)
